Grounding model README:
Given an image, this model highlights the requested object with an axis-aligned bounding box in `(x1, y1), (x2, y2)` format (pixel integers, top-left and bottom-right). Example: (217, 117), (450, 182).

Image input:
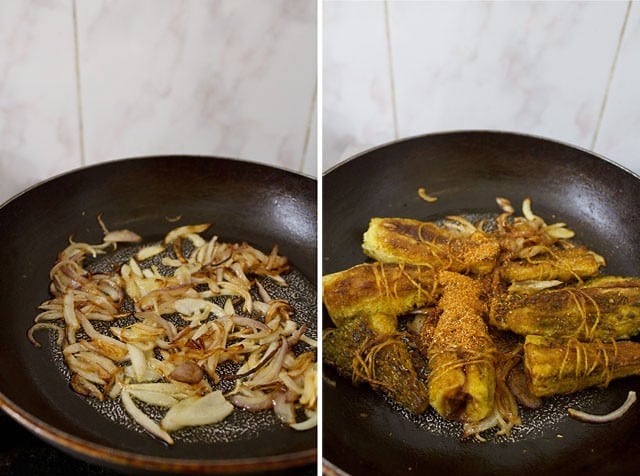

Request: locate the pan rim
(1, 154), (316, 211)
(0, 391), (316, 473)
(322, 128), (640, 180)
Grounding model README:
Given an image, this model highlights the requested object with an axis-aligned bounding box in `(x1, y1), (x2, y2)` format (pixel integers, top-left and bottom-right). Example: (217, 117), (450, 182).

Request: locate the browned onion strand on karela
(28, 222), (317, 444)
(323, 196), (640, 440)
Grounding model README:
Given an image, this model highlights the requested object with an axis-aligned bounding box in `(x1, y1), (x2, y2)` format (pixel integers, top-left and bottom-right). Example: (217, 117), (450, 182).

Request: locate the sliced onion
(443, 215), (477, 236)
(279, 371), (304, 395)
(247, 338), (288, 387)
(568, 391), (637, 423)
(231, 315), (270, 332)
(169, 361), (204, 384)
(136, 244), (166, 261)
(496, 197), (514, 213)
(125, 387), (179, 407)
(544, 222), (575, 239)
(62, 291), (80, 343)
(127, 343), (150, 382)
(126, 382), (201, 400)
(74, 350), (118, 375)
(27, 323), (64, 347)
(508, 280), (563, 294)
(417, 187), (438, 203)
(219, 282), (253, 312)
(290, 410), (317, 431)
(521, 197), (537, 222)
(104, 229), (143, 243)
(161, 390), (233, 432)
(298, 365), (317, 408)
(272, 392), (296, 424)
(463, 411), (501, 440)
(76, 313), (128, 360)
(255, 280), (272, 303)
(121, 390), (174, 444)
(71, 374), (104, 401)
(299, 334), (317, 347)
(229, 388), (273, 411)
(174, 298), (225, 319)
(164, 224), (210, 244)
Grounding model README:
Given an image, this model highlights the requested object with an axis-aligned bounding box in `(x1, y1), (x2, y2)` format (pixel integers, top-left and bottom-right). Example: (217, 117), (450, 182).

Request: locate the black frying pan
(322, 131), (640, 476)
(0, 156), (317, 474)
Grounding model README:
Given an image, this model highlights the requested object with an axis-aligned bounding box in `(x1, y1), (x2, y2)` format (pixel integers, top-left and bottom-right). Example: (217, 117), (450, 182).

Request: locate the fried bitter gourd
(322, 198), (640, 439)
(490, 276), (640, 340)
(361, 216), (603, 285)
(524, 334), (640, 397)
(322, 262), (439, 327)
(323, 313), (430, 414)
(362, 217), (500, 275)
(427, 271), (497, 423)
(498, 247), (605, 283)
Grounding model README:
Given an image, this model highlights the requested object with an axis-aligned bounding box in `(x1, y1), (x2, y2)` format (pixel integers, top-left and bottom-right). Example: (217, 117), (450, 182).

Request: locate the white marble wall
(4, 1), (639, 203)
(0, 0), (317, 204)
(323, 0), (640, 174)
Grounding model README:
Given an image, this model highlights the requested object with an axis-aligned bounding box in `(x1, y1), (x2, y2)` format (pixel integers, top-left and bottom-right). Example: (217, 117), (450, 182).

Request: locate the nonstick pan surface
(322, 131), (640, 476)
(0, 156), (317, 474)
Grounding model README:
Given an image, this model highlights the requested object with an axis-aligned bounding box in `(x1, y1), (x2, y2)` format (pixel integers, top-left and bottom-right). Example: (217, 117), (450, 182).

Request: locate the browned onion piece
(417, 187), (438, 203)
(568, 391), (636, 423)
(169, 361), (204, 384)
(230, 390), (274, 412)
(104, 229), (143, 243)
(248, 337), (288, 387)
(507, 367), (542, 409)
(70, 373), (104, 401)
(230, 315), (270, 332)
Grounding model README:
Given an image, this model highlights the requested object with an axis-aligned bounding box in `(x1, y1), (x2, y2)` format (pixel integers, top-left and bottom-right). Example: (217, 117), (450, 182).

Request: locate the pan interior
(34, 238), (317, 448)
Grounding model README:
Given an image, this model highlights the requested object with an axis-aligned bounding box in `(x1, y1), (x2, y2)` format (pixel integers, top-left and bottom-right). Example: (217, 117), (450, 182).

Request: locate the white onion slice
(290, 410), (317, 431)
(522, 197), (536, 221)
(161, 390), (233, 432)
(121, 390), (174, 444)
(126, 388), (179, 407)
(27, 323), (64, 347)
(568, 391), (636, 423)
(104, 229), (143, 243)
(136, 244), (166, 261)
(127, 343), (149, 382)
(508, 280), (563, 294)
(164, 224), (210, 244)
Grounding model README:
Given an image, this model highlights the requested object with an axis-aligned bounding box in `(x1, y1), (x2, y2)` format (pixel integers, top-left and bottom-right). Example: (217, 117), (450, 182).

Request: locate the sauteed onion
(568, 391), (636, 423)
(28, 222), (317, 444)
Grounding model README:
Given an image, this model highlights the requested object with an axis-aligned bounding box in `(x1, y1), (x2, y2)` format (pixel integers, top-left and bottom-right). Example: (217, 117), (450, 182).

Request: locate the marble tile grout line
(72, 0), (86, 166)
(590, 0), (632, 151)
(300, 76), (318, 174)
(384, 0), (399, 140)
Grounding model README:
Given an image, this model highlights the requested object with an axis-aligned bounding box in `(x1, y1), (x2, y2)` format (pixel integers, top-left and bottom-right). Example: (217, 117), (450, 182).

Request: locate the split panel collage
(1, 1), (640, 475)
